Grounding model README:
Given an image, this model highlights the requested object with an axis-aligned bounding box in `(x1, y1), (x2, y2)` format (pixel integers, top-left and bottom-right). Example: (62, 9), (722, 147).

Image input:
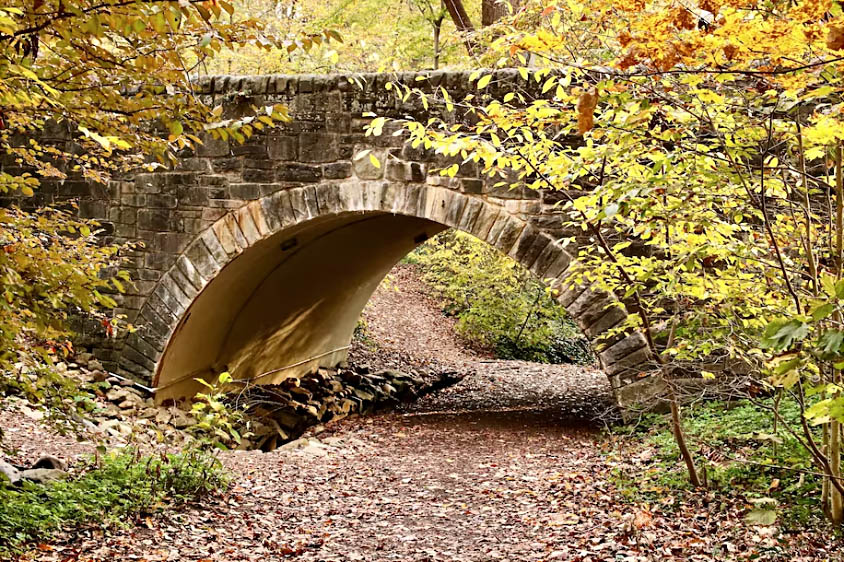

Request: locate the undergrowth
(610, 398), (824, 529)
(0, 448), (228, 555)
(405, 230), (592, 364)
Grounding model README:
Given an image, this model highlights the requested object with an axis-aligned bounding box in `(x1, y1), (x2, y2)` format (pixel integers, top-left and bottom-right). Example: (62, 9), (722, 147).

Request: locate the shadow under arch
(126, 180), (651, 402)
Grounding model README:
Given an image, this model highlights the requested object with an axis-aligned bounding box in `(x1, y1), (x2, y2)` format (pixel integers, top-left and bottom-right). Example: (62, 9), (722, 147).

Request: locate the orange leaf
(577, 88), (599, 135)
(827, 25), (844, 51)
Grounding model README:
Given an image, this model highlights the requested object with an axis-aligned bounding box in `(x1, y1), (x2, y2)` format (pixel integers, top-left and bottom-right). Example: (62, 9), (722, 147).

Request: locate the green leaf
(811, 302), (835, 322)
(761, 319), (809, 351)
(819, 330), (844, 354)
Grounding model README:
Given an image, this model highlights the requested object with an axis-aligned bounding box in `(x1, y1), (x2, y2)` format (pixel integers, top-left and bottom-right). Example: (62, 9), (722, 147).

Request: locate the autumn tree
(0, 1), (327, 427)
(380, 0), (844, 522)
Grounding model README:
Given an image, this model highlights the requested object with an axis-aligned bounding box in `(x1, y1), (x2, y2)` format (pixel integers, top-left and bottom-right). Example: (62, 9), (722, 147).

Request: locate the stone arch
(124, 180), (652, 402)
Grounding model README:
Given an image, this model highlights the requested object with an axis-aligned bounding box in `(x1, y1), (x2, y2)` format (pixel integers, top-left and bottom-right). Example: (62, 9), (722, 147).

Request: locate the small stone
(118, 396), (143, 410)
(280, 437), (309, 451)
(170, 411), (195, 429)
(139, 408), (159, 419)
(88, 359), (104, 372)
(75, 352), (94, 367)
(155, 408), (172, 425)
(90, 370), (108, 382)
(106, 388), (128, 402)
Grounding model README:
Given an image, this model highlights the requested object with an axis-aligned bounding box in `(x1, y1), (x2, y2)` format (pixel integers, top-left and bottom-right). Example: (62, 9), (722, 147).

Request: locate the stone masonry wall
(28, 69), (654, 401)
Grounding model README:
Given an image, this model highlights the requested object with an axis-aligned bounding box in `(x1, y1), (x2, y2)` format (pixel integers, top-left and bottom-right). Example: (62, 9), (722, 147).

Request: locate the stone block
(444, 193), (467, 228)
(353, 150), (384, 180)
(229, 183), (263, 200)
(600, 331), (648, 366)
(299, 133), (339, 163)
(168, 267), (199, 301)
(457, 198), (483, 232)
(154, 232), (192, 255)
(530, 241), (563, 279)
(242, 168), (275, 184)
(461, 179), (483, 194)
(247, 200), (271, 237)
(493, 217), (525, 255)
(471, 203), (500, 240)
(323, 162), (352, 179)
(176, 255), (206, 291)
(584, 303), (627, 339)
(315, 183), (341, 215)
(385, 159), (407, 182)
(199, 229), (228, 266)
(276, 163), (322, 183)
(338, 181), (365, 212)
(137, 209), (173, 232)
(176, 186), (211, 207)
(288, 188), (310, 221)
(268, 135), (298, 161)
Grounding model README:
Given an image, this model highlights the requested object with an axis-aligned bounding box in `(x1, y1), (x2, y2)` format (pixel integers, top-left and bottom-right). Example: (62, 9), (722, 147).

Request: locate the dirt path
(11, 265), (841, 561)
(27, 366), (832, 562)
(28, 364), (618, 562)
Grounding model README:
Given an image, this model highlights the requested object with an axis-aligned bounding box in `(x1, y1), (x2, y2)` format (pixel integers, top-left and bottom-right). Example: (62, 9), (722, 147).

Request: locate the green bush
(610, 398), (822, 528)
(407, 230), (592, 364)
(0, 449), (228, 554)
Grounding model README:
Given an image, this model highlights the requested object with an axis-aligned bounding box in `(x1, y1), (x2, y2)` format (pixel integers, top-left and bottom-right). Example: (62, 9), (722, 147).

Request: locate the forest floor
(6, 265), (843, 561)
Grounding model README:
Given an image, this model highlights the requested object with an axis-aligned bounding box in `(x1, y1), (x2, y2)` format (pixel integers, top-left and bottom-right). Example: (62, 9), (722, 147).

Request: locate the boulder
(0, 460), (21, 485)
(19, 468), (66, 484)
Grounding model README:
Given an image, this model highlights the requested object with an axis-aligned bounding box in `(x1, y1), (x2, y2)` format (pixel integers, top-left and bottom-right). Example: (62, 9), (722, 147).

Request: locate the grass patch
(0, 448), (229, 555)
(610, 398), (824, 529)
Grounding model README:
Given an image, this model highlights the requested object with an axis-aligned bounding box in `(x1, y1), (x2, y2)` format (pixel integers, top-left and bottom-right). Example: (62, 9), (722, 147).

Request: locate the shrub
(408, 230), (592, 364)
(0, 449), (228, 554)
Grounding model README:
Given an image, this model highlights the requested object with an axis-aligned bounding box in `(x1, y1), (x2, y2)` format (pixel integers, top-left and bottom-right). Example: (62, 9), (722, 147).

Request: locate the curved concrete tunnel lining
(154, 210), (445, 401)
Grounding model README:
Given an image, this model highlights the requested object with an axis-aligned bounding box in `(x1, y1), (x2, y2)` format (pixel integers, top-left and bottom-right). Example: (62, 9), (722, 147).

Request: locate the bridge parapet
(34, 70), (655, 405)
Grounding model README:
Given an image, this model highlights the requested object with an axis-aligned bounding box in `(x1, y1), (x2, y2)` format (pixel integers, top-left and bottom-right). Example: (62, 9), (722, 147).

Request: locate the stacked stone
(240, 366), (440, 452)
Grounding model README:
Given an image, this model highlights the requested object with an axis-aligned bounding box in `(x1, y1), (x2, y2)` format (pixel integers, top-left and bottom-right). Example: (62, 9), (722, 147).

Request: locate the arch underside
(127, 180), (652, 402)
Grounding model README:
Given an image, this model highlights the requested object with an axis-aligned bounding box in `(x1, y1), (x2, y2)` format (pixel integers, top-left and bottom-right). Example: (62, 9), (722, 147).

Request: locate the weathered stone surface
(352, 150), (384, 180)
(20, 468), (66, 484)
(57, 69), (652, 401)
(600, 332), (649, 367)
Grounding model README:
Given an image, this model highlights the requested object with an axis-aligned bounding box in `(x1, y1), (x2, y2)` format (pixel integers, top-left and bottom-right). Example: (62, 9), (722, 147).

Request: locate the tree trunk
(433, 17), (442, 70)
(669, 385), (702, 487)
(442, 0), (476, 56)
(443, 0), (474, 32)
(482, 0), (519, 26)
(832, 143), (844, 525)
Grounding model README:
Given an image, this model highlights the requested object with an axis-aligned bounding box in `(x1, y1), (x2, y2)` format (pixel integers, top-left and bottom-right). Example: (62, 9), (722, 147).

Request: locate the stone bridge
(64, 70), (653, 404)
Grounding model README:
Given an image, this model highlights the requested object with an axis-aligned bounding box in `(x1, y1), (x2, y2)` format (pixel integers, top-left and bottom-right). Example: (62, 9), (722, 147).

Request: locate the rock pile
(236, 365), (464, 451)
(60, 351), (462, 452)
